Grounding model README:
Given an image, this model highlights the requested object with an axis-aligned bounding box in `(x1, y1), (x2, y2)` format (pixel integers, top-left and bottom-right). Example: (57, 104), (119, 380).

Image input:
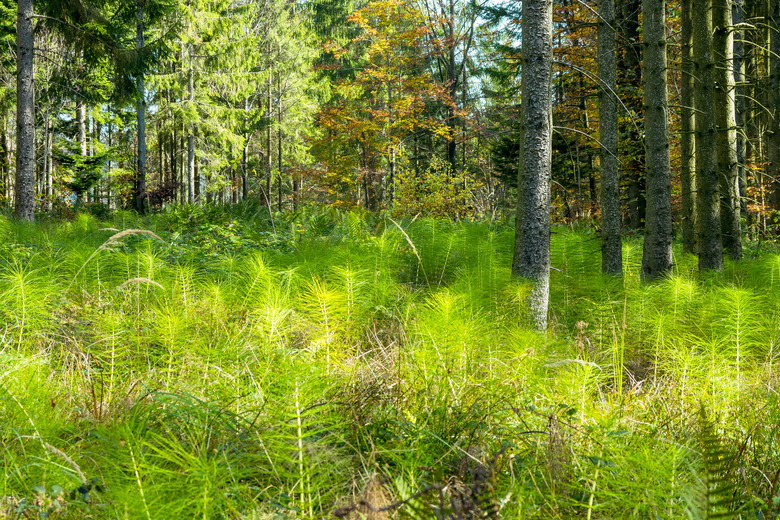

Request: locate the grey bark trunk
(733, 0), (746, 222)
(641, 0), (673, 279)
(242, 97), (249, 201)
(15, 0), (35, 221)
(769, 0), (780, 211)
(681, 0), (697, 254)
(188, 46), (195, 204)
(714, 0), (742, 259)
(513, 0), (553, 331)
(694, 0), (724, 270)
(134, 0), (147, 214)
(598, 0), (622, 275)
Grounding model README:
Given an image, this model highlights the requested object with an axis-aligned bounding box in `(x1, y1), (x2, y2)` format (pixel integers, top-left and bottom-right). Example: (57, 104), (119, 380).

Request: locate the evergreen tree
(598, 0), (621, 275)
(513, 0), (553, 330)
(641, 0), (673, 279)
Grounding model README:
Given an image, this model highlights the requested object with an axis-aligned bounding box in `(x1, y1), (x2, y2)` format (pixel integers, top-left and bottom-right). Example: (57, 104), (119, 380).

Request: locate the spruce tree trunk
(681, 0), (697, 254)
(733, 0), (747, 220)
(620, 0), (645, 229)
(513, 0), (553, 331)
(598, 0), (622, 275)
(769, 0), (780, 211)
(694, 0), (724, 270)
(134, 0), (147, 214)
(641, 0), (673, 279)
(15, 0), (35, 221)
(714, 0), (742, 259)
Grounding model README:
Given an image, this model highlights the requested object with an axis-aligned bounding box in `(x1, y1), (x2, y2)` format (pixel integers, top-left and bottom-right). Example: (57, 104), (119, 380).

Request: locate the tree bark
(714, 0), (742, 259)
(134, 0), (147, 214)
(641, 0), (673, 279)
(769, 0), (780, 212)
(513, 0), (553, 331)
(620, 0), (645, 229)
(15, 0), (35, 221)
(681, 0), (697, 254)
(598, 0), (622, 275)
(694, 0), (724, 270)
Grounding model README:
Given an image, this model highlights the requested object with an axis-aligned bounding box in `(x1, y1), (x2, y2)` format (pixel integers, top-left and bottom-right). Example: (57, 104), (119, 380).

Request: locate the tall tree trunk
(733, 0), (747, 222)
(620, 0), (645, 229)
(15, 0), (35, 221)
(598, 0), (622, 274)
(694, 0), (724, 270)
(266, 57), (272, 207)
(242, 96), (249, 201)
(714, 0), (742, 259)
(641, 0), (673, 279)
(769, 0), (780, 211)
(134, 0), (147, 214)
(681, 0), (697, 253)
(513, 0), (553, 330)
(187, 44), (195, 204)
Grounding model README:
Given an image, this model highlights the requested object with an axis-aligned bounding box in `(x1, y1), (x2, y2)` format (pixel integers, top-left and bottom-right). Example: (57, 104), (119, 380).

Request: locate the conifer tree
(15, 0), (35, 221)
(641, 0), (673, 279)
(694, 0), (724, 270)
(598, 0), (621, 275)
(513, 0), (553, 330)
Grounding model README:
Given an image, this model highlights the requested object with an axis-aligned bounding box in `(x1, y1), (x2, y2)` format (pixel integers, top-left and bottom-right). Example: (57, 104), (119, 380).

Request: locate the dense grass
(1, 203), (779, 519)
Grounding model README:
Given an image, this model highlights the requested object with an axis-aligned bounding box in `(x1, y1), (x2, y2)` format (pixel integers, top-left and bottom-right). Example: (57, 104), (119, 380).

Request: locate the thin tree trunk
(599, 0), (622, 274)
(242, 96), (249, 201)
(769, 0), (780, 211)
(733, 0), (747, 222)
(641, 0), (673, 279)
(15, 0), (35, 221)
(187, 43), (195, 204)
(681, 0), (697, 253)
(694, 0), (724, 270)
(714, 0), (742, 259)
(134, 0), (147, 214)
(513, 0), (553, 331)
(266, 57), (272, 206)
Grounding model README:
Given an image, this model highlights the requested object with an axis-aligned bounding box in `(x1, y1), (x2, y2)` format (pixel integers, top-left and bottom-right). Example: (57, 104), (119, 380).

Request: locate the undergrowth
(1, 203), (779, 519)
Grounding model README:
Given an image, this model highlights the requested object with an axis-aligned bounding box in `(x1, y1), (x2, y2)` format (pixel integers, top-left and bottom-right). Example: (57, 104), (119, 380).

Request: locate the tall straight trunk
(681, 0), (697, 253)
(620, 0), (645, 229)
(46, 123), (53, 207)
(769, 0), (780, 211)
(242, 96), (249, 200)
(0, 116), (6, 201)
(107, 114), (112, 208)
(513, 0), (553, 331)
(278, 111), (283, 212)
(266, 57), (272, 206)
(714, 0), (742, 259)
(598, 0), (622, 274)
(387, 76), (395, 203)
(733, 0), (747, 221)
(641, 0), (673, 279)
(446, 0), (457, 172)
(187, 44), (195, 204)
(134, 0), (147, 214)
(41, 112), (49, 209)
(694, 0), (723, 270)
(15, 0), (35, 221)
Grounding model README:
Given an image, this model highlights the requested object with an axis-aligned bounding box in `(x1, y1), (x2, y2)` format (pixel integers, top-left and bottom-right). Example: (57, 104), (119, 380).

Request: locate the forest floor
(1, 202), (779, 519)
